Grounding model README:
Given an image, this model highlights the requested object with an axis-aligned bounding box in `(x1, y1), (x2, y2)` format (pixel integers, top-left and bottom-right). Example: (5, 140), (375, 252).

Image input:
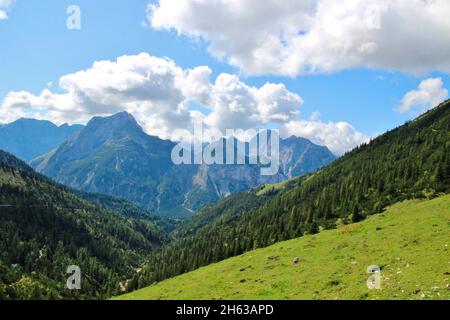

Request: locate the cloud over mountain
(0, 53), (299, 132)
(0, 53), (366, 154)
(281, 118), (368, 156)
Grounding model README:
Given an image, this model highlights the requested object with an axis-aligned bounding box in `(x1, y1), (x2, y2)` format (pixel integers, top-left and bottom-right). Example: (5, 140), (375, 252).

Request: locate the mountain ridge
(32, 112), (336, 217)
(0, 118), (83, 161)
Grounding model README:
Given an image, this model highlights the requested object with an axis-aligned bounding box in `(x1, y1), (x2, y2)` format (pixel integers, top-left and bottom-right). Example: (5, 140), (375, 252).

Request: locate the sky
(0, 0), (449, 155)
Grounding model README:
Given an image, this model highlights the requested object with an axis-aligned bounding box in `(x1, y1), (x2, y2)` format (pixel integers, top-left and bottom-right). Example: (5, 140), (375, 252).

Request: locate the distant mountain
(279, 135), (335, 177)
(0, 118), (83, 161)
(0, 149), (166, 299)
(32, 112), (335, 217)
(31, 112), (178, 214)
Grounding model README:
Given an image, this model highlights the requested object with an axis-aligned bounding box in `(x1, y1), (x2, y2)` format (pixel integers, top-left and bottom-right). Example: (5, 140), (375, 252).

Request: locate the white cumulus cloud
(0, 53), (301, 137)
(397, 77), (448, 114)
(148, 0), (450, 76)
(0, 52), (366, 154)
(281, 118), (368, 156)
(204, 73), (301, 131)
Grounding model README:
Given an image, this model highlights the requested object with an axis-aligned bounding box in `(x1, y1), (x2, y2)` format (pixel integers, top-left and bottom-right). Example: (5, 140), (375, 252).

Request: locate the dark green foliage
(351, 212), (365, 223)
(0, 150), (167, 299)
(308, 222), (320, 235)
(131, 101), (450, 291)
(0, 151), (35, 173)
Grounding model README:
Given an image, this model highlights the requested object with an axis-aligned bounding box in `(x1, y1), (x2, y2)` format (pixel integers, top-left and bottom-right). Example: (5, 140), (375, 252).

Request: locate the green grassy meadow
(117, 195), (450, 300)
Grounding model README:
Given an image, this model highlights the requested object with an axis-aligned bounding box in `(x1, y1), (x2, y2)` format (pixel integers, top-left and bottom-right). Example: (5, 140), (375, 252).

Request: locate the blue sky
(0, 0), (449, 154)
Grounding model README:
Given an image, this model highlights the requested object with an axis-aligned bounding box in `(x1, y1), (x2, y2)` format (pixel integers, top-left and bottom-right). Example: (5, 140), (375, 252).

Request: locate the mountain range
(30, 112), (336, 217)
(0, 118), (83, 161)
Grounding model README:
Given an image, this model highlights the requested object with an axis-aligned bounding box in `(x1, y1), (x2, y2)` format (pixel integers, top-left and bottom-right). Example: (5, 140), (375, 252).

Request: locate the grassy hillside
(117, 194), (450, 300)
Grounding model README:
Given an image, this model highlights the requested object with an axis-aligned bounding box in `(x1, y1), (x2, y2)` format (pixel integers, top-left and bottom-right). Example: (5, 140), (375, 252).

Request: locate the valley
(1, 0), (450, 305)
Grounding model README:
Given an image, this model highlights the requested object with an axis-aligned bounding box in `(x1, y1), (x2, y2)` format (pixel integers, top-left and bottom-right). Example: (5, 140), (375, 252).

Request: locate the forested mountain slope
(129, 100), (450, 292)
(0, 150), (166, 300)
